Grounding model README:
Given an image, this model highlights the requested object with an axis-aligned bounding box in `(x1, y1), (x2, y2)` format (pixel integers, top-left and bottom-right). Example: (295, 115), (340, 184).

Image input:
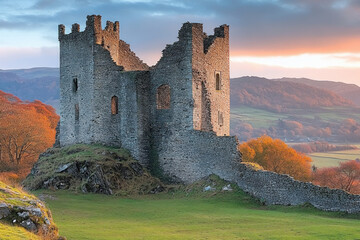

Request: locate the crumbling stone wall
(118, 40), (149, 71)
(192, 24), (230, 136)
(235, 164), (360, 213)
(148, 22), (238, 182)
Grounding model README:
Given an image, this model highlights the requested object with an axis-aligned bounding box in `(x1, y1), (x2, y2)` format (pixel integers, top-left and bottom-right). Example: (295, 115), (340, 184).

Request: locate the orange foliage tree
(238, 136), (312, 181)
(312, 160), (360, 194)
(0, 91), (59, 178)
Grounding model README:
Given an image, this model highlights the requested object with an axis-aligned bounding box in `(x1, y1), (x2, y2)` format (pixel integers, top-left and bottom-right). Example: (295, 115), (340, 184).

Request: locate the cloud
(1, 0), (360, 69)
(230, 60), (360, 86)
(232, 53), (360, 69)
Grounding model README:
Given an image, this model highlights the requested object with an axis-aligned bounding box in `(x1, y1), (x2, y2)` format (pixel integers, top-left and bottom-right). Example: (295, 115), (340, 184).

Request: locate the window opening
(218, 111), (223, 126)
(157, 85), (171, 109)
(75, 104), (79, 121)
(73, 78), (78, 92)
(215, 73), (221, 90)
(111, 96), (119, 115)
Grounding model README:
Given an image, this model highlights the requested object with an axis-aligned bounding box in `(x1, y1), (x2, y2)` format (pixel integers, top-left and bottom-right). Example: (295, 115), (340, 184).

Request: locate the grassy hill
(231, 77), (353, 113)
(39, 176), (360, 240)
(0, 223), (40, 240)
(230, 77), (360, 143)
(274, 77), (360, 106)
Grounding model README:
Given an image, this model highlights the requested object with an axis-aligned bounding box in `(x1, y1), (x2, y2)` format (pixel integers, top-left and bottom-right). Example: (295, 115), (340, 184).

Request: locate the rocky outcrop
(0, 181), (62, 239)
(24, 144), (165, 195)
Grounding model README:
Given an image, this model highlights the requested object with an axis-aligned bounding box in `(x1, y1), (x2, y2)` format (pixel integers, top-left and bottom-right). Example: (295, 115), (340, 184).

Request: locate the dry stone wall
(234, 164), (360, 213)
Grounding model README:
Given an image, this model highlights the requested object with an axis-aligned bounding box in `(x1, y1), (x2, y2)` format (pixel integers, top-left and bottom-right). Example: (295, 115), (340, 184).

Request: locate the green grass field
(231, 106), (287, 128)
(39, 189), (360, 240)
(309, 148), (360, 168)
(230, 106), (360, 129)
(0, 223), (40, 240)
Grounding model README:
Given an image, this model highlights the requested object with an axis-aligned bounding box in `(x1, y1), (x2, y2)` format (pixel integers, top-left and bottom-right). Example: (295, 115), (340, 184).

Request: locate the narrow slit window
(157, 84), (171, 109)
(215, 73), (221, 90)
(75, 104), (79, 121)
(111, 96), (118, 115)
(73, 78), (78, 92)
(218, 111), (223, 126)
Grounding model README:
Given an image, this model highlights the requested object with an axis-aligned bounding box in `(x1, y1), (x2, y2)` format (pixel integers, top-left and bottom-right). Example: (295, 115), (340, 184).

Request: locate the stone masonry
(59, 15), (360, 213)
(58, 15), (239, 182)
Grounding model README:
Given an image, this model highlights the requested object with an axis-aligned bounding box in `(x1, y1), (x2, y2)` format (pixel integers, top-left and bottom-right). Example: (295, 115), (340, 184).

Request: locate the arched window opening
(215, 73), (221, 90)
(75, 104), (79, 121)
(73, 78), (78, 92)
(157, 84), (171, 109)
(111, 96), (118, 115)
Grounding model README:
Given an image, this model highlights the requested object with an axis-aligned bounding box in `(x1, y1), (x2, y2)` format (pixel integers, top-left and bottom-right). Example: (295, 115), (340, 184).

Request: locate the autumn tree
(0, 91), (59, 178)
(238, 136), (312, 181)
(313, 160), (360, 194)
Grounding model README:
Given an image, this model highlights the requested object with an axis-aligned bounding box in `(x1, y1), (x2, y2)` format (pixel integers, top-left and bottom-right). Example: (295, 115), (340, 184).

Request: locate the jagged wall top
(175, 22), (229, 54)
(58, 15), (119, 40)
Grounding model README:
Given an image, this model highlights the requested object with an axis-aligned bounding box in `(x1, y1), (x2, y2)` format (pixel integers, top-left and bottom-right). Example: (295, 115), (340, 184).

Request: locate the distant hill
(0, 68), (59, 111)
(2, 68), (360, 143)
(230, 76), (354, 112)
(0, 67), (358, 115)
(273, 77), (360, 106)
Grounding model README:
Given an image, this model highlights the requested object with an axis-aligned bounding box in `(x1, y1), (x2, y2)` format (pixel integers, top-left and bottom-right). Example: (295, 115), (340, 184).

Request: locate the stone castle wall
(58, 15), (151, 165)
(235, 164), (360, 213)
(59, 21), (96, 146)
(148, 22), (239, 182)
(192, 24), (230, 136)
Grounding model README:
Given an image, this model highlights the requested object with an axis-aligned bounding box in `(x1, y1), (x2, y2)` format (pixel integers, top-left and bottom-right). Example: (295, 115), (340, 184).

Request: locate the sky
(1, 0), (360, 85)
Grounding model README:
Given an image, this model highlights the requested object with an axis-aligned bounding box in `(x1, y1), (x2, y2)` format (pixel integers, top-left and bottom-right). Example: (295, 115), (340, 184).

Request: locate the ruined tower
(59, 15), (240, 183)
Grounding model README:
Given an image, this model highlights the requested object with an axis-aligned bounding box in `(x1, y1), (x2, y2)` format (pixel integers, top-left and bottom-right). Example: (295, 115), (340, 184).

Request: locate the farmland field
(231, 106), (287, 128)
(230, 106), (360, 130)
(39, 189), (360, 240)
(309, 147), (360, 168)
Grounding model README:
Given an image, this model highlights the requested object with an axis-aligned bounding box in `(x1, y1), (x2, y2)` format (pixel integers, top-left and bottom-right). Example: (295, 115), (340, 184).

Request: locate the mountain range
(230, 76), (355, 113)
(0, 68), (59, 110)
(273, 77), (360, 106)
(1, 67), (360, 112)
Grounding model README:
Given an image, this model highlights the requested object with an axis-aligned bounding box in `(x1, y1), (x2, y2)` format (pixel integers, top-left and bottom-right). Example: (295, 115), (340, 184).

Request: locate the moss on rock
(24, 144), (166, 196)
(0, 181), (61, 239)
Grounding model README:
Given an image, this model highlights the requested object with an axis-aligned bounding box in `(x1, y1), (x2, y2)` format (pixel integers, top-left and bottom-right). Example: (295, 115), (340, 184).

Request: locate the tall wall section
(58, 15), (150, 164)
(58, 17), (98, 145)
(192, 24), (230, 136)
(149, 23), (241, 183)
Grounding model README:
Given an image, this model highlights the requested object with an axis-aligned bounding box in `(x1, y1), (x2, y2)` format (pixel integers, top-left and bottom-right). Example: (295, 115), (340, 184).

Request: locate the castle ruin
(57, 15), (360, 213)
(58, 15), (241, 183)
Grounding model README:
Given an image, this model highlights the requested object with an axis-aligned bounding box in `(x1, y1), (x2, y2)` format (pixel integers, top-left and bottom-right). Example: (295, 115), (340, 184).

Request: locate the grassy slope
(0, 181), (57, 239)
(40, 188), (360, 240)
(0, 223), (40, 240)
